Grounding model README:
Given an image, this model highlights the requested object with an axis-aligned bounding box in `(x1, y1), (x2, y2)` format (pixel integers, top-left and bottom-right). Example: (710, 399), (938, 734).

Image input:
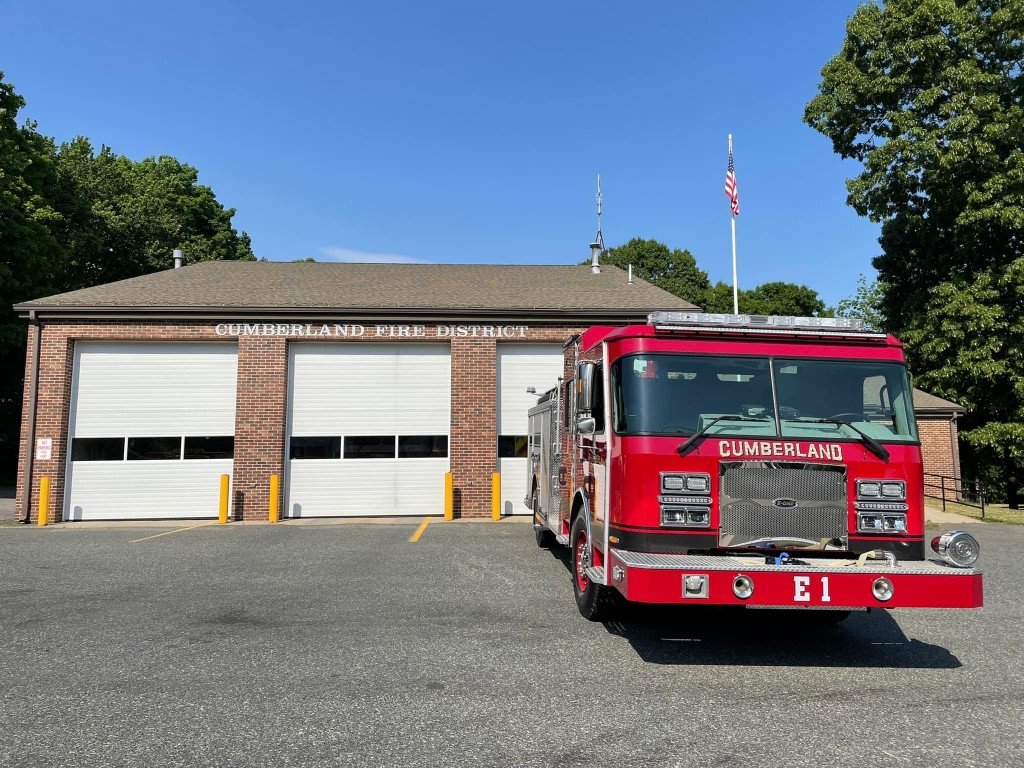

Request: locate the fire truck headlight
(882, 514), (907, 532)
(872, 577), (894, 602)
(661, 506), (687, 525)
(732, 574), (754, 599)
(931, 530), (980, 568)
(662, 475), (685, 492)
(881, 481), (906, 499)
(686, 509), (710, 526)
(685, 474), (710, 492)
(661, 505), (711, 528)
(857, 513), (883, 532)
(857, 481), (882, 498)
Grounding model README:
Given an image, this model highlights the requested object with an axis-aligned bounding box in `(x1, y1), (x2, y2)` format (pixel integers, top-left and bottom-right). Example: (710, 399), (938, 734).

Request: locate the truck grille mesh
(719, 462), (847, 546)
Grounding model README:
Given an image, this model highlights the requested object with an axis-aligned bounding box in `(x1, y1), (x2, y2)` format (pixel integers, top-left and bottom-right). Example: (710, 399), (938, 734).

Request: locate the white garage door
(497, 345), (564, 516)
(65, 342), (238, 521)
(286, 343), (450, 517)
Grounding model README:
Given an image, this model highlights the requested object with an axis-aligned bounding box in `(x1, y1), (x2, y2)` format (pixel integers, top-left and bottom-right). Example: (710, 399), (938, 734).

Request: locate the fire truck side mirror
(576, 362), (598, 412)
(576, 417), (596, 436)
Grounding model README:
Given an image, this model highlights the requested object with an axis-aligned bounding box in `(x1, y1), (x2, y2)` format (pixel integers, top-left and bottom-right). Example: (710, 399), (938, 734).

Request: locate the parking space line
(129, 520), (220, 543)
(408, 517), (431, 543)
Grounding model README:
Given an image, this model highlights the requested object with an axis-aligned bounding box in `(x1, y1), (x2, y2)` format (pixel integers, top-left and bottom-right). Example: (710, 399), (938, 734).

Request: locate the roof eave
(13, 304), (692, 323)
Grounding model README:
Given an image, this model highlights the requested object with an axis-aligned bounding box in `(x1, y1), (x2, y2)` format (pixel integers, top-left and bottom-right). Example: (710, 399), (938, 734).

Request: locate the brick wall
(16, 318), (584, 522)
(231, 336), (288, 522)
(919, 415), (961, 501)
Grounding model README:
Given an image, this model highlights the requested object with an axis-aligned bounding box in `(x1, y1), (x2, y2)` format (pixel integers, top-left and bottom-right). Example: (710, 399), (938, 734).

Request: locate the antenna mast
(590, 174), (604, 274)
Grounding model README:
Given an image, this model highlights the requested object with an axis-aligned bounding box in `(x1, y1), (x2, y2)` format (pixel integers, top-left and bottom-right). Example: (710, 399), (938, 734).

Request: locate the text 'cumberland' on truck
(527, 312), (983, 622)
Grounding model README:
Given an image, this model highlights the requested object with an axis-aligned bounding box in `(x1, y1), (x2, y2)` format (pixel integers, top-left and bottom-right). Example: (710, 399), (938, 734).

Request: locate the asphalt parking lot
(1, 518), (1021, 768)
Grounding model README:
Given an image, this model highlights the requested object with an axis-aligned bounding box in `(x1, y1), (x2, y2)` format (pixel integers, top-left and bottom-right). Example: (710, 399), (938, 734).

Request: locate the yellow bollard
(37, 476), (50, 527)
(269, 474), (280, 523)
(492, 472), (501, 521)
(219, 474), (230, 524)
(444, 472), (454, 521)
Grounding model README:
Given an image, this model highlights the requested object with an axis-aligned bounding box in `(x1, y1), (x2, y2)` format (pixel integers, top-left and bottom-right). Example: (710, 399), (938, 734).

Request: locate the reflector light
(931, 530), (980, 568)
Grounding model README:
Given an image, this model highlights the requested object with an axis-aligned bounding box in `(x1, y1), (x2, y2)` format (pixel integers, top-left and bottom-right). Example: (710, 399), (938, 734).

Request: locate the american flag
(724, 147), (739, 216)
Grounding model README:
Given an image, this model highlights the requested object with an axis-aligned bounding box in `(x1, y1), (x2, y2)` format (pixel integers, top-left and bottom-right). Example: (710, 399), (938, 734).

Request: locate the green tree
(740, 281), (826, 317)
(0, 72), (256, 481)
(702, 280), (826, 316)
(592, 238), (828, 316)
(0, 72), (61, 480)
(835, 274), (884, 329)
(50, 138), (254, 289)
(804, 0), (1024, 333)
(597, 238), (712, 307)
(805, 0), (1024, 499)
(902, 258), (1024, 500)
(702, 282), (737, 313)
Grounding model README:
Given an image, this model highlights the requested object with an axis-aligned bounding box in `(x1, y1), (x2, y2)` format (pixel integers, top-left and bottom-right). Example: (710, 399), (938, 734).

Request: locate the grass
(925, 498), (1024, 525)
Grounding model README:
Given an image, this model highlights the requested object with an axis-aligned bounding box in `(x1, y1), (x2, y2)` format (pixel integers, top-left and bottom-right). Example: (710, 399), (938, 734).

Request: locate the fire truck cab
(527, 312), (983, 622)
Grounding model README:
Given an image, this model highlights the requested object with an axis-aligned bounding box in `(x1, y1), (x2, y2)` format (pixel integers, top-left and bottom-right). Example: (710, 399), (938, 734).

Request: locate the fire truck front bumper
(606, 549), (983, 609)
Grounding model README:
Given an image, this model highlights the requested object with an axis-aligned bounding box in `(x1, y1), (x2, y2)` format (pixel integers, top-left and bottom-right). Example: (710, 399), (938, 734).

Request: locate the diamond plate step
(609, 549), (979, 576)
(555, 534), (570, 546)
(585, 566), (605, 583)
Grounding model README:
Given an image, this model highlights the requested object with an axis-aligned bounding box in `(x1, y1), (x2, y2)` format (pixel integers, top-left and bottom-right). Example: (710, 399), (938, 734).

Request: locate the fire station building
(14, 261), (694, 523)
(14, 260), (964, 523)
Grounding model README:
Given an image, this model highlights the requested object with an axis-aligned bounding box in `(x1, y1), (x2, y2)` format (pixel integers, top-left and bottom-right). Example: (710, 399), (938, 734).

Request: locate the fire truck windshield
(611, 354), (918, 443)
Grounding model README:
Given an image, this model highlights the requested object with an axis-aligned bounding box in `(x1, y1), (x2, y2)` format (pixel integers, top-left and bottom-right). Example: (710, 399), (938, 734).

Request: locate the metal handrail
(923, 472), (987, 520)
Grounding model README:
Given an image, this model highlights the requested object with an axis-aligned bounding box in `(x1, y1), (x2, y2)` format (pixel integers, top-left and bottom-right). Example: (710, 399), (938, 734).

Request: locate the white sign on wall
(35, 438), (52, 461)
(214, 323), (530, 339)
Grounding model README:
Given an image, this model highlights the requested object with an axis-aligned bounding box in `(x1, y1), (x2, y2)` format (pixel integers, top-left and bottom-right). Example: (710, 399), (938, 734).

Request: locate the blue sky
(2, 1), (879, 306)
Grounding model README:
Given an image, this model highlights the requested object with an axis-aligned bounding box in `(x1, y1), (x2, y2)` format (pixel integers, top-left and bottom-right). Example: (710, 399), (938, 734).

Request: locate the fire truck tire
(533, 496), (554, 548)
(570, 514), (621, 621)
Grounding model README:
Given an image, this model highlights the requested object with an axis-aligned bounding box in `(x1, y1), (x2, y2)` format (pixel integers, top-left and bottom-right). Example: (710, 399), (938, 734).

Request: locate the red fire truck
(527, 312), (983, 622)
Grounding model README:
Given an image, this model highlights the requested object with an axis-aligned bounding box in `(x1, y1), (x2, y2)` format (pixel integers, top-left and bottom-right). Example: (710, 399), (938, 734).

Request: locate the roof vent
(173, 249), (184, 269)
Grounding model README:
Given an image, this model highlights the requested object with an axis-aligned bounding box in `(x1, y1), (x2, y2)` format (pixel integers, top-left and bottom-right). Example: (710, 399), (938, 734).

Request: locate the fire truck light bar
(648, 312), (888, 339)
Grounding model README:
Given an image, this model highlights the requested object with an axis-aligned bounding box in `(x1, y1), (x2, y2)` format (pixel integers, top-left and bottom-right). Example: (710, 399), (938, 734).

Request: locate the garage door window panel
(344, 436), (397, 459)
(398, 435), (449, 458)
(184, 436), (235, 460)
(127, 437), (183, 461)
(71, 437), (126, 462)
(498, 435), (529, 458)
(290, 436), (341, 460)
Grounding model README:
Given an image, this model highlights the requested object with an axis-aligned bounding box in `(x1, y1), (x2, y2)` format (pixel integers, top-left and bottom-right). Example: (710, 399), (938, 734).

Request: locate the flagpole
(729, 134), (739, 314)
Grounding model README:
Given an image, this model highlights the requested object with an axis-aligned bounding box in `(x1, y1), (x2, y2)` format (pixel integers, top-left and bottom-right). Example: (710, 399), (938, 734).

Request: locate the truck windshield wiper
(800, 418), (891, 463)
(676, 415), (772, 457)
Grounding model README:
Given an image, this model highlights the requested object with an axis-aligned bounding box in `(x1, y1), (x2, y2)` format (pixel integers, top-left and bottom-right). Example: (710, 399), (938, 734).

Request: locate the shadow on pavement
(602, 605), (961, 669)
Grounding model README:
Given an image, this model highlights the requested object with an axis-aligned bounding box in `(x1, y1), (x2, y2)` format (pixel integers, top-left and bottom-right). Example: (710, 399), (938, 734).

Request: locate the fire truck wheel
(533, 496), (554, 548)
(570, 514), (621, 622)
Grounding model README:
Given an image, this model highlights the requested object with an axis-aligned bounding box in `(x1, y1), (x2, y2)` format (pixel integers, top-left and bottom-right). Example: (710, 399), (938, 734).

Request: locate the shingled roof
(15, 261), (697, 321)
(913, 388), (965, 413)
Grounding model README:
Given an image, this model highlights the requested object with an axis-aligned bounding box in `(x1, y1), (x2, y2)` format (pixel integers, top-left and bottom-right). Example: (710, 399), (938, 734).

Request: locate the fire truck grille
(718, 462), (848, 547)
